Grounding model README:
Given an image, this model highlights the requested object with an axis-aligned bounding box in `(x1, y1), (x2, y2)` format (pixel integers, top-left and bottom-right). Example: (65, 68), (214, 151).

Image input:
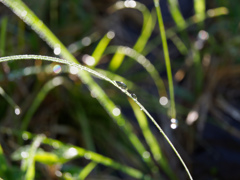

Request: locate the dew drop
(107, 31), (115, 39)
(54, 45), (61, 55)
(159, 96), (168, 106)
(115, 81), (128, 91)
(21, 10), (27, 18)
(82, 54), (95, 66)
(81, 37), (91, 46)
(63, 147), (78, 159)
(170, 118), (178, 129)
(15, 107), (21, 115)
(22, 132), (29, 140)
(142, 151), (150, 159)
(53, 64), (62, 74)
(131, 93), (137, 100)
(21, 151), (29, 158)
(112, 107), (121, 116)
(55, 171), (62, 177)
(69, 66), (79, 75)
(124, 0), (136, 8)
(84, 153), (91, 160)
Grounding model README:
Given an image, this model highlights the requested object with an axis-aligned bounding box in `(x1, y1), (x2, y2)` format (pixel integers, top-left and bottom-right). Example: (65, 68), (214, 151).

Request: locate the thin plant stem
(153, 0), (176, 119)
(153, 0), (193, 179)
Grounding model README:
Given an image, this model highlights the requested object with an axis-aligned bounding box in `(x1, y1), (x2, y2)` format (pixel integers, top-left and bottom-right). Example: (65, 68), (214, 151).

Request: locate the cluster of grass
(0, 0), (235, 179)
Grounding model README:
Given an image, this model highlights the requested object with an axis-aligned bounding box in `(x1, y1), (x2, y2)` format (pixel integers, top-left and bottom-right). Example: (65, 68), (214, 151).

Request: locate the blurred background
(1, 0), (240, 180)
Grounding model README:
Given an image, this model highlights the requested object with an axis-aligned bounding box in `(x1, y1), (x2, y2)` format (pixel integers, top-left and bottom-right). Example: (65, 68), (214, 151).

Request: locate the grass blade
(167, 0), (186, 29)
(108, 1), (155, 71)
(154, 0), (176, 119)
(78, 161), (97, 180)
(0, 0), (156, 170)
(91, 31), (115, 67)
(128, 98), (176, 180)
(153, 0), (193, 179)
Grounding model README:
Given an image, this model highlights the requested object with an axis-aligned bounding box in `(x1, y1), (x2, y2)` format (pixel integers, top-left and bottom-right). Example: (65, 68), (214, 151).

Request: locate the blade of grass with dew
(0, 56), (157, 172)
(24, 135), (45, 180)
(0, 55), (191, 179)
(78, 161), (97, 180)
(108, 1), (155, 71)
(128, 98), (176, 180)
(0, 16), (7, 56)
(91, 31), (114, 67)
(106, 45), (167, 98)
(14, 130), (149, 179)
(154, 0), (176, 118)
(167, 0), (186, 29)
(154, 0), (193, 179)
(0, 0), (157, 171)
(0, 86), (21, 115)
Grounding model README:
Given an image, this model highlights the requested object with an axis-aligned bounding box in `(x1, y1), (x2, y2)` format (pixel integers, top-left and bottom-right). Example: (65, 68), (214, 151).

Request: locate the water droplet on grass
(115, 81), (128, 91)
(142, 151), (150, 159)
(124, 0), (136, 8)
(22, 132), (29, 140)
(159, 96), (168, 106)
(63, 147), (78, 159)
(69, 66), (78, 75)
(82, 54), (95, 66)
(53, 64), (62, 74)
(21, 151), (29, 158)
(112, 107), (121, 116)
(170, 118), (178, 129)
(15, 107), (21, 115)
(131, 93), (137, 100)
(84, 153), (91, 160)
(81, 37), (91, 46)
(107, 31), (115, 39)
(54, 45), (61, 55)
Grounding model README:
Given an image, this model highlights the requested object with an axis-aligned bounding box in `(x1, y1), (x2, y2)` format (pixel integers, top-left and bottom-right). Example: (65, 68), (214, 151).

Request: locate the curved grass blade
(108, 1), (155, 71)
(106, 45), (167, 98)
(91, 31), (115, 67)
(0, 54), (191, 179)
(167, 0), (186, 29)
(0, 0), (156, 171)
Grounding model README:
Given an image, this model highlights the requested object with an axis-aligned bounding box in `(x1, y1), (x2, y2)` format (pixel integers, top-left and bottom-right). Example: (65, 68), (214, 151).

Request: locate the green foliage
(0, 0), (234, 179)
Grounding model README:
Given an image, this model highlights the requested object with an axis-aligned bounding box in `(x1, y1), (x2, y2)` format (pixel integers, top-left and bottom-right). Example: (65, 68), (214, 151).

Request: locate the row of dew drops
(114, 81), (178, 129)
(2, 63), (178, 130)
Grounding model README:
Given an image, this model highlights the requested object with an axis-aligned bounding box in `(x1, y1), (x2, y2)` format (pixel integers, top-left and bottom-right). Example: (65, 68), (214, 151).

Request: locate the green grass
(0, 0), (233, 179)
